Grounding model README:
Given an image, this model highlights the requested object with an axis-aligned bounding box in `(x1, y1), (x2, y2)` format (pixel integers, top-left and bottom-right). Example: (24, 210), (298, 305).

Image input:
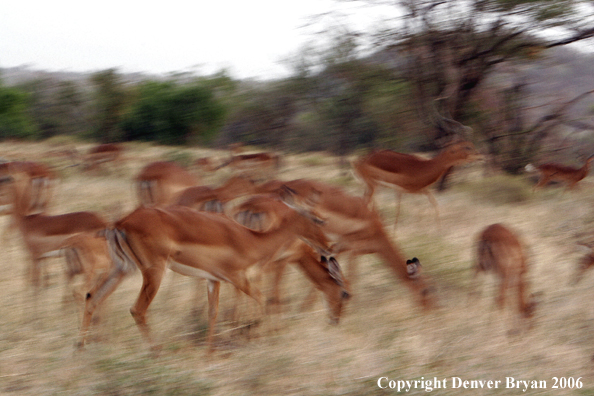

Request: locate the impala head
(277, 185), (333, 254)
(320, 255), (350, 324)
(573, 245), (594, 285)
(443, 141), (481, 165)
(0, 173), (34, 215)
(279, 185), (325, 224)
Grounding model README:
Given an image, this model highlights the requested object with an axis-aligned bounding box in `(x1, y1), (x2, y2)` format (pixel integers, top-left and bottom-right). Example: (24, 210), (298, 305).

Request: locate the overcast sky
(0, 0), (373, 80)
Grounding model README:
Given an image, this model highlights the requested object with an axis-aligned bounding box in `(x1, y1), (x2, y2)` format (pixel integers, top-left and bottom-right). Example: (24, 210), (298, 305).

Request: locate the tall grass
(1, 141), (593, 395)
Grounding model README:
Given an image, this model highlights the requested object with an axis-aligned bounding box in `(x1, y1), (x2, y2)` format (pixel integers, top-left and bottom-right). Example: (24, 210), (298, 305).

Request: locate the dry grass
(1, 141), (594, 395)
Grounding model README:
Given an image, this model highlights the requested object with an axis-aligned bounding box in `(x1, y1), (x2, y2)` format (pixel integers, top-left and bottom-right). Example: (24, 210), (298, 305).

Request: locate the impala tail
(102, 228), (139, 275)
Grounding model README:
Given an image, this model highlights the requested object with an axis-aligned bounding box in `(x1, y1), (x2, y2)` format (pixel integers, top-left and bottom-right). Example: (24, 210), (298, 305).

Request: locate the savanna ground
(1, 140), (594, 395)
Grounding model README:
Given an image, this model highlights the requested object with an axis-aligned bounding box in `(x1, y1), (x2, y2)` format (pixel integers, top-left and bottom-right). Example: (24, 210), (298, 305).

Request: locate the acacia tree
(372, 0), (594, 128)
(323, 0), (594, 179)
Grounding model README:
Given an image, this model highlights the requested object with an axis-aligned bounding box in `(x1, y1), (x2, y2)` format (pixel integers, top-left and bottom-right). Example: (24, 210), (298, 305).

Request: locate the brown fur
(174, 175), (256, 212)
(532, 157), (593, 190)
(78, 200), (341, 353)
(135, 161), (200, 206)
(473, 224), (536, 318)
(254, 179), (434, 309)
(1, 174), (108, 291)
(353, 141), (479, 227)
(232, 194), (350, 316)
(83, 143), (123, 171)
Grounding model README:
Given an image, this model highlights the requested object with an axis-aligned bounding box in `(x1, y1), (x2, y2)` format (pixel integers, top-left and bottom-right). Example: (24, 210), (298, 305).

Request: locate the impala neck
(430, 148), (463, 173)
(247, 213), (327, 261)
(374, 228), (432, 306)
(6, 175), (34, 218)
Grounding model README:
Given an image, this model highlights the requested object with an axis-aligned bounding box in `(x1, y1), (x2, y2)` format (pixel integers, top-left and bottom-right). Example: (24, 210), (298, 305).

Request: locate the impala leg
(269, 258), (288, 314)
(231, 272), (265, 335)
(425, 191), (441, 231)
(393, 191), (402, 233)
(230, 286), (242, 324)
(78, 267), (127, 348)
(206, 280), (221, 355)
(130, 267), (165, 351)
(345, 251), (359, 287)
(362, 180), (377, 209)
(496, 276), (508, 312)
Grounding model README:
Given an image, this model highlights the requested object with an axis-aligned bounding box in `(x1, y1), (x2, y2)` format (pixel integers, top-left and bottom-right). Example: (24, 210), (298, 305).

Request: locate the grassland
(1, 141), (594, 395)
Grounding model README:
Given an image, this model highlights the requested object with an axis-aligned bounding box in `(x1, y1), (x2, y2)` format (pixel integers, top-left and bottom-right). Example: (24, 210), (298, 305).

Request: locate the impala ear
(327, 257), (350, 299)
(326, 257), (343, 284)
(278, 185), (298, 204)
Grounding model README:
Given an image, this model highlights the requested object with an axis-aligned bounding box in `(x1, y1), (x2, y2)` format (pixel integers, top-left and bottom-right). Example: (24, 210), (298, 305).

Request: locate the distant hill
(0, 65), (159, 87)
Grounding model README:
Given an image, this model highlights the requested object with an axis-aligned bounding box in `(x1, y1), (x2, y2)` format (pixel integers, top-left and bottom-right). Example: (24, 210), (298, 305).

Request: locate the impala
(0, 172), (108, 292)
(231, 193), (350, 313)
(78, 194), (343, 353)
(525, 156), (594, 191)
(254, 179), (434, 309)
(135, 161), (200, 206)
(61, 232), (112, 303)
(82, 143), (123, 171)
(353, 141), (479, 228)
(471, 223), (536, 320)
(0, 160), (57, 214)
(174, 175), (256, 213)
(194, 157), (219, 173)
(217, 152), (281, 179)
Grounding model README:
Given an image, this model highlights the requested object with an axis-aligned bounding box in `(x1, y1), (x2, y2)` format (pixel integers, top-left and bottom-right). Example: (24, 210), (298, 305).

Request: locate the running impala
(135, 161), (200, 206)
(0, 171), (108, 292)
(78, 191), (343, 354)
(254, 179), (434, 309)
(471, 223), (537, 320)
(231, 193), (350, 314)
(526, 155), (594, 191)
(353, 141), (479, 228)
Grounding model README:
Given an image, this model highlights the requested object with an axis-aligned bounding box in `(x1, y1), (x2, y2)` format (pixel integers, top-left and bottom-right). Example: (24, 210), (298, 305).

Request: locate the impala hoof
(74, 340), (86, 351)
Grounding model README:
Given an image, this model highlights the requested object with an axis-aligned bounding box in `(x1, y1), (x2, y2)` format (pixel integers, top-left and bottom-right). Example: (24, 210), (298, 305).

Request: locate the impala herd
(1, 140), (593, 356)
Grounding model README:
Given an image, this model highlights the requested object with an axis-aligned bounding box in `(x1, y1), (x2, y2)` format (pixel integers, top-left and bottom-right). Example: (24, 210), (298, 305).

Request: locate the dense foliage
(0, 84), (36, 139)
(120, 81), (226, 145)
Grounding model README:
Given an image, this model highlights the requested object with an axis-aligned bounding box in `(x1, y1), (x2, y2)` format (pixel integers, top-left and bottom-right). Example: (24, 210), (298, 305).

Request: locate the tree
(90, 69), (129, 142)
(320, 0), (594, 179)
(0, 83), (37, 139)
(121, 80), (226, 145)
(372, 0), (594, 129)
(20, 78), (88, 139)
